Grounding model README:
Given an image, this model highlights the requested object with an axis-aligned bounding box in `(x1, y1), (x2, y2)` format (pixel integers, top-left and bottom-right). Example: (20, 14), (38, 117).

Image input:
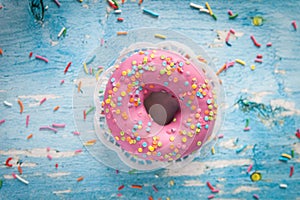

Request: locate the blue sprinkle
(148, 122), (152, 126)
(204, 116), (209, 121)
(143, 8), (159, 18)
(279, 157), (289, 162)
(111, 77), (115, 83)
(117, 97), (122, 101)
(184, 81), (189, 86)
(133, 125), (138, 129)
(135, 90), (140, 94)
(207, 99), (212, 104)
(139, 69), (144, 74)
(146, 127), (151, 132)
(138, 120), (143, 125)
(196, 123), (201, 128)
(236, 144), (247, 154)
(157, 152), (161, 156)
(142, 142), (147, 147)
(162, 61), (167, 66)
(179, 62), (184, 67)
(205, 124), (209, 129)
(136, 136), (141, 141)
(196, 91), (201, 97)
(117, 102), (122, 106)
(164, 82), (169, 86)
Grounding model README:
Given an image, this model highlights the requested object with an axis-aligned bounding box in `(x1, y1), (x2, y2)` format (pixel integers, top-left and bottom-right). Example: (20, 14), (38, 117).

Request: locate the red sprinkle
(206, 181), (215, 191)
(83, 110), (86, 120)
(29, 52), (33, 58)
(64, 62), (72, 74)
(250, 35), (261, 47)
(289, 166), (294, 177)
(117, 17), (124, 22)
(266, 42), (272, 47)
(291, 20), (297, 31)
(55, 163), (59, 168)
(256, 54), (263, 59)
(118, 185), (125, 190)
(131, 185), (143, 189)
(295, 129), (300, 139)
(5, 157), (13, 167)
(208, 194), (215, 199)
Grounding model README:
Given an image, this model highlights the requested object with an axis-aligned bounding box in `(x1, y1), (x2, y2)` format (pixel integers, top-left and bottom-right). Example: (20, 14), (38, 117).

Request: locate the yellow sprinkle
(182, 137), (187, 143)
(83, 62), (88, 74)
(122, 71), (127, 76)
(169, 180), (174, 186)
(121, 91), (126, 96)
(205, 2), (213, 16)
(138, 148), (143, 153)
(211, 147), (215, 155)
(281, 153), (292, 159)
(95, 69), (103, 81)
(191, 83), (197, 89)
(190, 124), (195, 130)
(148, 146), (154, 152)
(250, 65), (256, 70)
(235, 59), (246, 66)
(105, 98), (111, 104)
(169, 136), (175, 142)
(154, 34), (167, 39)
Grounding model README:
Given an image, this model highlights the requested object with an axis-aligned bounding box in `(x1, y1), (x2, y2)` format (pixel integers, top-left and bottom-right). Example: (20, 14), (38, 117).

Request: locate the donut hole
(144, 91), (180, 126)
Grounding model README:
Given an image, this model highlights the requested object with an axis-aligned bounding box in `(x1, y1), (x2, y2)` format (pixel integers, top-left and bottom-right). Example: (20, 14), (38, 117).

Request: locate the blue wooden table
(0, 0), (299, 199)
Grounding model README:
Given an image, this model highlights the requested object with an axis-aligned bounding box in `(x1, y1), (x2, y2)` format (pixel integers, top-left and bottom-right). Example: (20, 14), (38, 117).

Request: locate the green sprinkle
(62, 28), (67, 36)
(291, 149), (294, 158)
(229, 13), (238, 19)
(86, 106), (95, 115)
(0, 179), (3, 189)
(245, 119), (249, 127)
(128, 169), (137, 174)
(212, 14), (217, 21)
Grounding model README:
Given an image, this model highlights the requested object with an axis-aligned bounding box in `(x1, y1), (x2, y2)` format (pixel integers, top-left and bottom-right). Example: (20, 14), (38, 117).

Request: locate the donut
(101, 48), (218, 162)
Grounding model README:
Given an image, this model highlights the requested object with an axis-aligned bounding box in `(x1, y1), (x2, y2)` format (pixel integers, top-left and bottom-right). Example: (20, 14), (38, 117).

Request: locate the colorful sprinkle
(289, 166), (294, 177)
(64, 62), (72, 74)
(250, 35), (261, 47)
(143, 8), (159, 18)
(77, 176), (84, 182)
(291, 20), (297, 31)
(5, 157), (13, 167)
(0, 119), (5, 126)
(35, 55), (49, 63)
(3, 100), (13, 107)
(18, 99), (24, 114)
(131, 184), (143, 189)
(13, 173), (29, 185)
(39, 126), (58, 133)
(250, 171), (262, 182)
(27, 133), (33, 140)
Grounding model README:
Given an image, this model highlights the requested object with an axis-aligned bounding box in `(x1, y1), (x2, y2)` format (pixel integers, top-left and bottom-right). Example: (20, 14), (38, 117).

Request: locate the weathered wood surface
(0, 0), (299, 199)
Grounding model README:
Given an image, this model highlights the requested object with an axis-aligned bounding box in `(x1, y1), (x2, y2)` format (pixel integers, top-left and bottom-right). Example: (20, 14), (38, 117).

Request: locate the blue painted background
(0, 0), (299, 199)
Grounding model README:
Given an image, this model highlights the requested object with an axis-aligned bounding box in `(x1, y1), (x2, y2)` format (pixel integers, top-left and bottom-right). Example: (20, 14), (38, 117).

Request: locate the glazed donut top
(102, 49), (218, 162)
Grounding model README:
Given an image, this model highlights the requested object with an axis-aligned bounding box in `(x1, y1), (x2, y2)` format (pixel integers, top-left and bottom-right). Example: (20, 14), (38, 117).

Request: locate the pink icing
(102, 49), (217, 162)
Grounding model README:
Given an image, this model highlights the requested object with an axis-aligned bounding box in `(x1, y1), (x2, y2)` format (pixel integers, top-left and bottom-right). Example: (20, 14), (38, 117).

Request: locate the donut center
(144, 92), (180, 126)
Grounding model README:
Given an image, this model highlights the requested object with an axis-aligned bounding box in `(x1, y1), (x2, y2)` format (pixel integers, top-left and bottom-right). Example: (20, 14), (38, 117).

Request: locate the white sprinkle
(190, 2), (204, 9)
(279, 184), (287, 189)
(200, 8), (210, 14)
(15, 174), (29, 185)
(3, 101), (13, 107)
(114, 9), (122, 14)
(57, 27), (66, 38)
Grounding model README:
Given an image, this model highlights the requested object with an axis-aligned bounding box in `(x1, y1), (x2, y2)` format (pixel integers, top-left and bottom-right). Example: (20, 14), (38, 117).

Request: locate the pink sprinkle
(291, 20), (297, 31)
(266, 42), (272, 47)
(73, 131), (80, 135)
(35, 55), (49, 63)
(53, 0), (61, 7)
(225, 31), (231, 43)
(47, 154), (53, 160)
(208, 195), (215, 199)
(12, 172), (17, 179)
(244, 127), (251, 131)
(228, 10), (233, 16)
(39, 126), (58, 133)
(250, 35), (261, 47)
(247, 164), (253, 173)
(75, 149), (82, 154)
(101, 38), (104, 46)
(60, 80), (65, 85)
(0, 119), (5, 125)
(117, 193), (122, 197)
(255, 59), (263, 63)
(52, 123), (66, 128)
(152, 184), (158, 192)
(253, 194), (259, 199)
(89, 67), (93, 74)
(218, 134), (224, 138)
(46, 147), (51, 152)
(26, 115), (30, 127)
(40, 97), (47, 105)
(230, 28), (236, 34)
(212, 189), (219, 193)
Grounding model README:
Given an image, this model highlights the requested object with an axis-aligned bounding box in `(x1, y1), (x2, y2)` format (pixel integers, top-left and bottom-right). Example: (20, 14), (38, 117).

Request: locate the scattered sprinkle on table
(250, 35), (261, 47)
(279, 184), (287, 189)
(291, 20), (297, 31)
(117, 31), (128, 35)
(18, 99), (24, 114)
(13, 173), (29, 185)
(57, 27), (66, 38)
(53, 106), (60, 111)
(27, 133), (33, 140)
(77, 176), (84, 182)
(5, 157), (13, 167)
(64, 62), (72, 74)
(154, 34), (167, 39)
(143, 8), (159, 18)
(131, 184), (143, 189)
(39, 126), (58, 133)
(3, 100), (13, 107)
(0, 119), (5, 126)
(35, 54), (49, 63)
(253, 194), (259, 199)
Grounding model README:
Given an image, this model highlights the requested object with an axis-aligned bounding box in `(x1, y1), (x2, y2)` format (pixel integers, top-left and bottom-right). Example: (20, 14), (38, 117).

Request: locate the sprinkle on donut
(101, 49), (218, 161)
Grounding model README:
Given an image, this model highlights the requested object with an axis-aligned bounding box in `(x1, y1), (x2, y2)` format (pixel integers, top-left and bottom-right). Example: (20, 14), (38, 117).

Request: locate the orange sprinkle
(0, 48), (3, 55)
(216, 64), (226, 76)
(131, 185), (143, 189)
(148, 196), (153, 200)
(117, 31), (128, 35)
(78, 81), (82, 93)
(18, 165), (23, 175)
(53, 106), (60, 111)
(17, 99), (24, 114)
(77, 176), (84, 182)
(27, 134), (33, 140)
